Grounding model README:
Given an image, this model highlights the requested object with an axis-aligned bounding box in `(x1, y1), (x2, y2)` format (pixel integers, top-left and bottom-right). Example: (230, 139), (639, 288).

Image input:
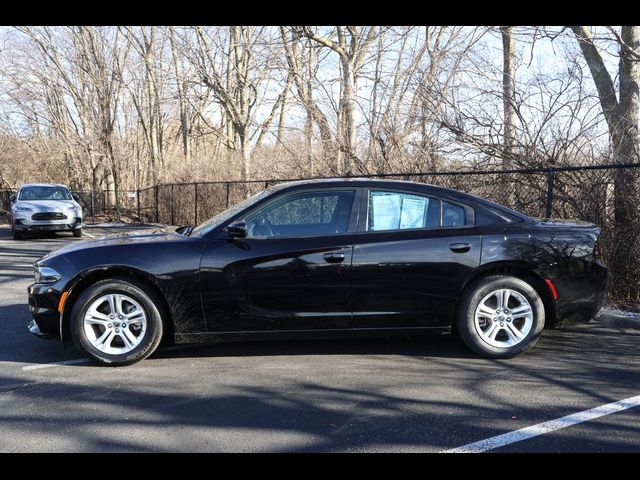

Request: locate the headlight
(34, 266), (61, 284)
(15, 206), (33, 212)
(68, 205), (82, 212)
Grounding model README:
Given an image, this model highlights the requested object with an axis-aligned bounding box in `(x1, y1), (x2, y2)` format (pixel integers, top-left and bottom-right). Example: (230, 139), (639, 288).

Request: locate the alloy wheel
(473, 288), (533, 348)
(83, 293), (147, 355)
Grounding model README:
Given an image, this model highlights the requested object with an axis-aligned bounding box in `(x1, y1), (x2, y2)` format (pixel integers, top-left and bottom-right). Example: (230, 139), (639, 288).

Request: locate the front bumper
(14, 217), (83, 232)
(28, 319), (59, 341)
(28, 283), (63, 340)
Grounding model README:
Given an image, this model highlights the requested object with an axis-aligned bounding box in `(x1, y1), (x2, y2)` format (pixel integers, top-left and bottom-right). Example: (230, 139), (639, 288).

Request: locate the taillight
(544, 278), (558, 301)
(593, 239), (602, 259)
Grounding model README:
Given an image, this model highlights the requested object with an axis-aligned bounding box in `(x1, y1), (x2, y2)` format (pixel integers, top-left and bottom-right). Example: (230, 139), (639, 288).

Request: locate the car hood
(14, 200), (79, 211)
(40, 227), (187, 261)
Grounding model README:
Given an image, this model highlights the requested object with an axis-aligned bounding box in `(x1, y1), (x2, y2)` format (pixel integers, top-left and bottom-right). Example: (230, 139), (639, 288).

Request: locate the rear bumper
(555, 260), (608, 323)
(28, 283), (63, 341)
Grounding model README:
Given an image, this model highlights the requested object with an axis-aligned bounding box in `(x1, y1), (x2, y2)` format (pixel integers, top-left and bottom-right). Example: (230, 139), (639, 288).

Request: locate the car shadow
(0, 303), (83, 365)
(150, 334), (475, 362)
(0, 298), (475, 365)
(2, 320), (640, 452)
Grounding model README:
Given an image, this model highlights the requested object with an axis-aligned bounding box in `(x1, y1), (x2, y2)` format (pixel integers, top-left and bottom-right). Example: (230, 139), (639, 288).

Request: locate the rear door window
(368, 191), (439, 231)
(367, 190), (471, 231)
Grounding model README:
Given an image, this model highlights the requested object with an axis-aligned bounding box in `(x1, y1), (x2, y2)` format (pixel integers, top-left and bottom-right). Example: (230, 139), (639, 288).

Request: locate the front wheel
(456, 275), (545, 358)
(70, 278), (164, 365)
(73, 228), (82, 237)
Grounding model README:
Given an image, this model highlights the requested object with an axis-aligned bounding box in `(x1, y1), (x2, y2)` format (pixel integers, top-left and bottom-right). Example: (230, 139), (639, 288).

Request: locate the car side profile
(27, 179), (608, 365)
(10, 183), (84, 240)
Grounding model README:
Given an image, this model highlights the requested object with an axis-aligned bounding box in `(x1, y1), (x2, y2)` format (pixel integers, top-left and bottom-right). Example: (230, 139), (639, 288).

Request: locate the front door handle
(323, 252), (346, 263)
(449, 243), (471, 253)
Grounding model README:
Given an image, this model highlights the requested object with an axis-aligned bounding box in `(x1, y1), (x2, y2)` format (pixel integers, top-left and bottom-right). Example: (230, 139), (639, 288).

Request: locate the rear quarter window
(442, 201), (466, 227)
(475, 207), (508, 226)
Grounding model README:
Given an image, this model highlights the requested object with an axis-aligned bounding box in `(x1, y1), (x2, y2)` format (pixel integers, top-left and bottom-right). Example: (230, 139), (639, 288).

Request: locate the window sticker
(400, 196), (427, 229)
(371, 193), (401, 230)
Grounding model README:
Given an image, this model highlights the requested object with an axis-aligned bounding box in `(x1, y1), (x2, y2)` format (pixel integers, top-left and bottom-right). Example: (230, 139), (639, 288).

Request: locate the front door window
(245, 190), (356, 238)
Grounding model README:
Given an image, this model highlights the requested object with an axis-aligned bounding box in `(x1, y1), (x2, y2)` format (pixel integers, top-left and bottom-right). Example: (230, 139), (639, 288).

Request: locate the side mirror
(227, 221), (247, 238)
(9, 195), (16, 203)
(72, 194), (80, 202)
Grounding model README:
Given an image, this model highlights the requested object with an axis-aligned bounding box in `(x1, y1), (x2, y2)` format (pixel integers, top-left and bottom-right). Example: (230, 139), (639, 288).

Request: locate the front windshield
(19, 186), (72, 201)
(191, 188), (274, 237)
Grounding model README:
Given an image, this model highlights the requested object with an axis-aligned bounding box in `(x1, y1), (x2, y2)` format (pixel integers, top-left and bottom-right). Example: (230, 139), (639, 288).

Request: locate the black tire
(73, 228), (82, 237)
(456, 275), (545, 358)
(70, 278), (164, 366)
(12, 227), (23, 240)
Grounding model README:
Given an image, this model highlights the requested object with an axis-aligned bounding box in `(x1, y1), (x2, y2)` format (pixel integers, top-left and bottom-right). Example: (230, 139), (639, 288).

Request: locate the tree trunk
(571, 25), (640, 302)
(238, 125), (250, 182)
(169, 27), (190, 162)
(305, 111), (313, 176)
(611, 26), (640, 301)
(340, 57), (357, 175)
(501, 26), (517, 168)
(277, 71), (291, 145)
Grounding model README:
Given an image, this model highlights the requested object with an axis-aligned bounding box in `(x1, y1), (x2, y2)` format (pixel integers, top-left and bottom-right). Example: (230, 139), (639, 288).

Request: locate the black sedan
(28, 179), (608, 365)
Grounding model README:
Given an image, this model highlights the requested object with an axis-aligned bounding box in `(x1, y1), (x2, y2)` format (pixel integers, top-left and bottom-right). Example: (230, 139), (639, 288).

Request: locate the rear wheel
(70, 278), (164, 366)
(456, 275), (545, 358)
(12, 227), (23, 240)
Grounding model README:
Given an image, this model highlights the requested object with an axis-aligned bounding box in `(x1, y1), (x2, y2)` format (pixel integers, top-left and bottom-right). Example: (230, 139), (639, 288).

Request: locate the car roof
(270, 177), (473, 199)
(269, 177), (530, 221)
(270, 177), (448, 191)
(19, 183), (70, 189)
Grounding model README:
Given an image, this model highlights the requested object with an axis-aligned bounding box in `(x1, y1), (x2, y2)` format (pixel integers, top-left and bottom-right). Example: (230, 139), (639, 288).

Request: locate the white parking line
(444, 394), (640, 453)
(22, 358), (90, 371)
(82, 232), (95, 238)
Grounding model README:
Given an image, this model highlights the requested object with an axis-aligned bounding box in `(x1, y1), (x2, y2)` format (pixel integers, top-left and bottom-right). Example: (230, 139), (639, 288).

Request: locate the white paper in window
(400, 196), (427, 229)
(371, 193), (400, 230)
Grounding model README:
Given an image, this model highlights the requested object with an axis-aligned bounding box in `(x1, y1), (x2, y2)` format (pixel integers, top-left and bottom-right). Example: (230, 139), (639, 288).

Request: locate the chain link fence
(2, 164), (639, 305)
(134, 164), (634, 225)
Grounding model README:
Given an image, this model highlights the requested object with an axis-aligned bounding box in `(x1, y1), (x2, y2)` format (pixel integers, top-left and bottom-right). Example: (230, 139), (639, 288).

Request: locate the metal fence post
(155, 185), (159, 223)
(90, 190), (95, 217)
(226, 182), (230, 208)
(136, 189), (141, 221)
(194, 183), (198, 225)
(545, 169), (555, 218)
(171, 184), (175, 226)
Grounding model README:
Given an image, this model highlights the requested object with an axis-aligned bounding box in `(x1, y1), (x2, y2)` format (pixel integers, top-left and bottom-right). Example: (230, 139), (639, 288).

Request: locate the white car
(10, 183), (83, 240)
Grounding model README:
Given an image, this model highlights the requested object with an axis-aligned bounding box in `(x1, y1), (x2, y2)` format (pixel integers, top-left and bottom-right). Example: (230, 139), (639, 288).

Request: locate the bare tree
(169, 26), (191, 164)
(280, 27), (336, 173)
(185, 26), (285, 182)
(120, 26), (167, 185)
(297, 26), (380, 174)
(11, 27), (129, 206)
(569, 26), (640, 298)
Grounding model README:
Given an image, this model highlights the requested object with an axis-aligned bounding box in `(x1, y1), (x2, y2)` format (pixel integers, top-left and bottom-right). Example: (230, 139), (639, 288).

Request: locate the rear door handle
(323, 252), (346, 263)
(449, 243), (471, 253)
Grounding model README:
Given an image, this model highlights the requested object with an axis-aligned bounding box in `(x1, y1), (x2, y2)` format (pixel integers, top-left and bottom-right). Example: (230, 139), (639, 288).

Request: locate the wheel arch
(59, 266), (174, 346)
(456, 261), (557, 332)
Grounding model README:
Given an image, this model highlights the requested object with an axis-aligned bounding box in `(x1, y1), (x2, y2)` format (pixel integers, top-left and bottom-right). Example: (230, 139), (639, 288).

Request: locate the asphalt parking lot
(0, 225), (639, 452)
